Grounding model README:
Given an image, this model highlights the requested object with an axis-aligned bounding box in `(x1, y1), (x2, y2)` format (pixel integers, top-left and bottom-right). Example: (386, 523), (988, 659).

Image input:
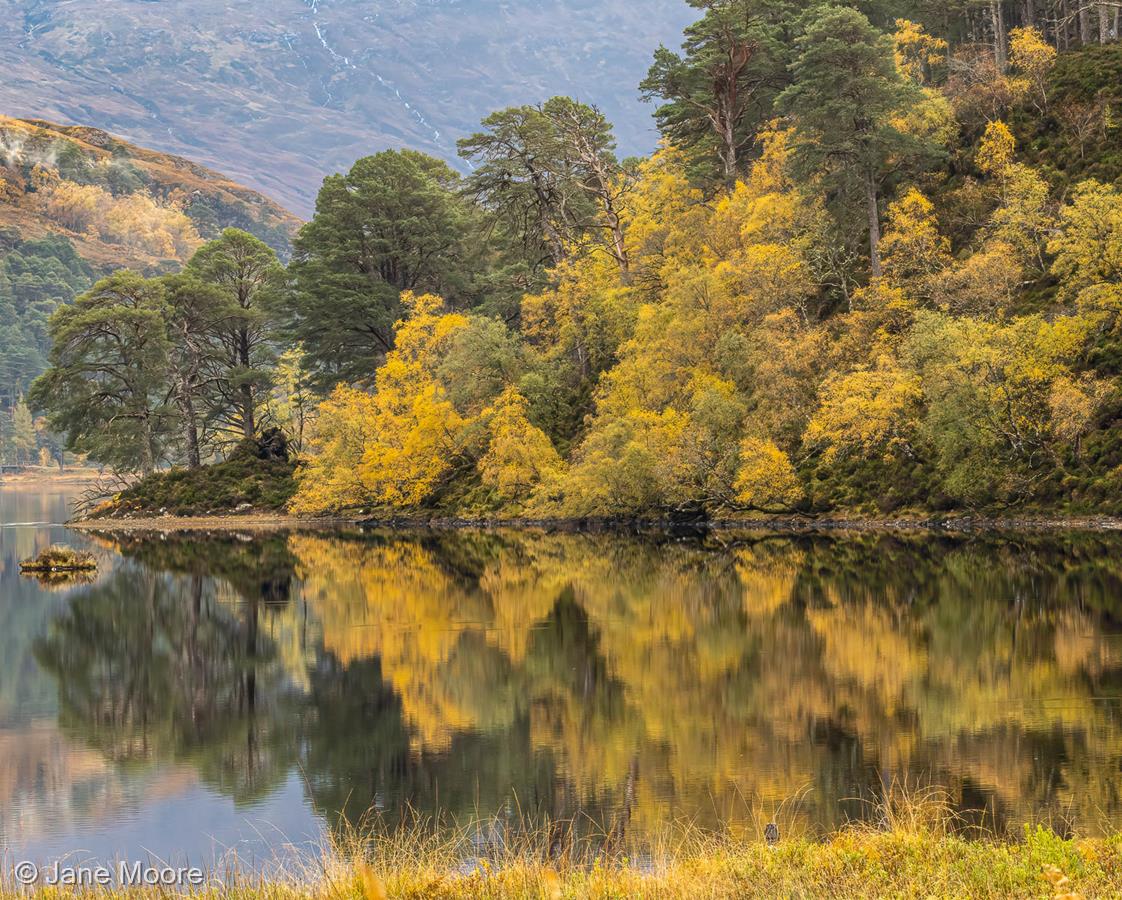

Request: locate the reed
(2, 788), (1115, 898)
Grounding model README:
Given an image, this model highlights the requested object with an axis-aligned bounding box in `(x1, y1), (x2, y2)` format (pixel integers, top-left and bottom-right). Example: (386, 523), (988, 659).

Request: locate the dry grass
(3, 788), (1121, 898)
(18, 544), (97, 572)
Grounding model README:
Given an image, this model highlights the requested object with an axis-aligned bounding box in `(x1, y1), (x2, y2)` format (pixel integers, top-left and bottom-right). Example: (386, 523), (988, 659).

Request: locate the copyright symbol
(13, 861), (39, 886)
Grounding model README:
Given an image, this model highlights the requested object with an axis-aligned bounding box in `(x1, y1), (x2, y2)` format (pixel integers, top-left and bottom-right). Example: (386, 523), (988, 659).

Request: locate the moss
(93, 450), (297, 519)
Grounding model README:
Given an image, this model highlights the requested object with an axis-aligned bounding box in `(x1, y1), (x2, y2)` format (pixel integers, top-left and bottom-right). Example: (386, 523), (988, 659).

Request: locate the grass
(89, 448), (297, 519)
(18, 544), (96, 572)
(2, 789), (1119, 898)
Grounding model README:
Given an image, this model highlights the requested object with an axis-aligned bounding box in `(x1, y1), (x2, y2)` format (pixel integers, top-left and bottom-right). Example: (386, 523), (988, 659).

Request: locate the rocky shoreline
(67, 511), (1122, 534)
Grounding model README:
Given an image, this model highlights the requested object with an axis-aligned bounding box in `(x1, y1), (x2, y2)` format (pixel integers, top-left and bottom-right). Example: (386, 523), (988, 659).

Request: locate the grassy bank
(4, 815), (1119, 898)
(86, 452), (296, 520)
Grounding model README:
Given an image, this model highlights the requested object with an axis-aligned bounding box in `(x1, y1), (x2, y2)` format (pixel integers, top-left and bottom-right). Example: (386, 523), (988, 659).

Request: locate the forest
(22, 0), (1122, 518)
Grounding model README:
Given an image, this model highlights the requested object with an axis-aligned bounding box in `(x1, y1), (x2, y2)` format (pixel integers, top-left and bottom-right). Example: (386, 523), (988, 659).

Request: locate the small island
(19, 544), (97, 574)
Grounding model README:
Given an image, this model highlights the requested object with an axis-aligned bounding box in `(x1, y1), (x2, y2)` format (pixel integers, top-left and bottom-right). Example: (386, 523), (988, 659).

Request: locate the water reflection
(11, 525), (1122, 857)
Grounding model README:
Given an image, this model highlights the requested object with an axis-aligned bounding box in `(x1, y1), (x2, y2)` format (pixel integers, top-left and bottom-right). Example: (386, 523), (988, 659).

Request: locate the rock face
(0, 0), (695, 215)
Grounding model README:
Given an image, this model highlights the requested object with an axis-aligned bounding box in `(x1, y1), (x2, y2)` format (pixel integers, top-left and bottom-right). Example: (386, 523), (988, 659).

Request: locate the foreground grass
(4, 822), (1119, 898)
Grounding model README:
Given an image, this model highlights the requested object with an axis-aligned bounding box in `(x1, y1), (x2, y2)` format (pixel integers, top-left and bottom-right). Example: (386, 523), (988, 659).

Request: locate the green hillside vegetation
(32, 1), (1122, 521)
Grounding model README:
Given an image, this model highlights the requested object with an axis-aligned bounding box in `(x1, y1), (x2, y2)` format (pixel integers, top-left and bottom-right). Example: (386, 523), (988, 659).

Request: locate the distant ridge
(0, 115), (301, 270)
(0, 0), (694, 215)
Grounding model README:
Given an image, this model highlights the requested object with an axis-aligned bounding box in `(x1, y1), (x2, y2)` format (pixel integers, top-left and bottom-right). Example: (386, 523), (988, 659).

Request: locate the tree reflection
(31, 527), (1122, 843)
(33, 550), (304, 805)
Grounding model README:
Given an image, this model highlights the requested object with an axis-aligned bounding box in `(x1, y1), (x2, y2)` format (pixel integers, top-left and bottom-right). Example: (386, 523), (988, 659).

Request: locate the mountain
(0, 117), (299, 264)
(0, 116), (300, 406)
(0, 0), (696, 216)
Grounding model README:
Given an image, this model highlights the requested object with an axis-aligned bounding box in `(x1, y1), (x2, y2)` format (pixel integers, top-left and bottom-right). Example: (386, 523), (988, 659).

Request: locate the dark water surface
(4, 485), (1122, 870)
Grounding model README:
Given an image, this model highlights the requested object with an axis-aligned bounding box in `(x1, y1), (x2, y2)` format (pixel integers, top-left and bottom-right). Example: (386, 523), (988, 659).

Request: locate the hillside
(0, 116), (300, 407)
(0, 0), (695, 216)
(0, 117), (299, 264)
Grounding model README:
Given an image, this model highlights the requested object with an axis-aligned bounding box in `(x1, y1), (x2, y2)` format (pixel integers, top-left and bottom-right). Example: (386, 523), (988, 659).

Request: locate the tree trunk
(1080, 4), (1093, 43)
(237, 326), (255, 440)
(1100, 2), (1113, 42)
(721, 119), (738, 187)
(865, 174), (883, 279)
(992, 2), (1008, 72)
(239, 386), (255, 441)
(181, 388), (201, 469)
(1024, 0), (1035, 28)
(141, 416), (156, 476)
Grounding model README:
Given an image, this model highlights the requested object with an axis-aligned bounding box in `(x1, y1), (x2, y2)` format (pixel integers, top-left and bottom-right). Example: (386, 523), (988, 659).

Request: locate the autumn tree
(893, 18), (949, 85)
(1049, 180), (1122, 323)
(906, 310), (1103, 504)
(477, 387), (564, 507)
(9, 396), (37, 465)
(1009, 25), (1056, 112)
(291, 293), (481, 513)
(975, 121), (1054, 272)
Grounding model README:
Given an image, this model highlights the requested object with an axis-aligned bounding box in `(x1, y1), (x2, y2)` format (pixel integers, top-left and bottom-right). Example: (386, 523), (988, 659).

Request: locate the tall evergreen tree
(30, 271), (175, 474)
(641, 0), (793, 186)
(186, 229), (282, 442)
(286, 151), (483, 389)
(778, 5), (933, 277)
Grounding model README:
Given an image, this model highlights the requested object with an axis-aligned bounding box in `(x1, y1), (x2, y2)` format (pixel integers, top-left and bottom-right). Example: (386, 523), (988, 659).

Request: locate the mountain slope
(0, 0), (695, 216)
(0, 117), (300, 264)
(0, 116), (300, 406)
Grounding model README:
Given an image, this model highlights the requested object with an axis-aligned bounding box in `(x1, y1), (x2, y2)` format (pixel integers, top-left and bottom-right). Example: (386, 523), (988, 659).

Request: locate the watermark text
(10, 859), (207, 888)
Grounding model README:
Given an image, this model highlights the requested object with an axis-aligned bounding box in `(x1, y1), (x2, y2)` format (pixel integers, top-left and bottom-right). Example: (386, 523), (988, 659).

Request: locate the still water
(4, 485), (1122, 869)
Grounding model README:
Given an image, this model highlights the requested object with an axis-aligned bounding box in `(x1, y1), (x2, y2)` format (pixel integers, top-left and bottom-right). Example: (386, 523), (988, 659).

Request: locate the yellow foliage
(744, 310), (829, 447)
(521, 253), (639, 380)
(1048, 375), (1111, 449)
(706, 127), (822, 322)
(293, 293), (474, 513)
(478, 388), (564, 507)
(562, 408), (693, 515)
(806, 358), (924, 463)
(621, 146), (708, 290)
(1050, 180), (1122, 322)
(977, 121), (1017, 177)
(891, 87), (957, 151)
(893, 19), (948, 84)
(976, 123), (1054, 270)
(36, 173), (201, 258)
(1009, 26), (1056, 112)
(732, 437), (803, 511)
(290, 385), (378, 514)
(881, 188), (952, 293)
(357, 293), (471, 508)
(930, 240), (1022, 318)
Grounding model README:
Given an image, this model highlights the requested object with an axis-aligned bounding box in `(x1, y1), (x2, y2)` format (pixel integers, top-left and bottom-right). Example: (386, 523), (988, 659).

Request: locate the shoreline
(67, 511), (1122, 534)
(0, 470), (102, 489)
